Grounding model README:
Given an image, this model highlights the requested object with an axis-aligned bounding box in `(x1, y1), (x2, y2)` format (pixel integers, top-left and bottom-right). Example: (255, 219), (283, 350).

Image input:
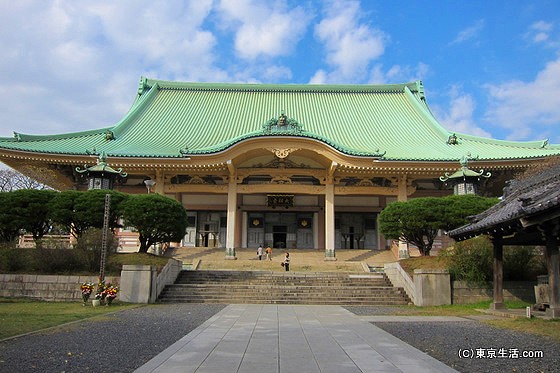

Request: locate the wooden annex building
(1, 77), (560, 259)
(449, 163), (560, 317)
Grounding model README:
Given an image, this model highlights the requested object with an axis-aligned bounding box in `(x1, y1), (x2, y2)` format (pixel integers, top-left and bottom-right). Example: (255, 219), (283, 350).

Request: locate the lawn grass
(398, 255), (452, 277)
(391, 300), (560, 342)
(108, 253), (170, 271)
(0, 298), (140, 340)
(485, 317), (560, 342)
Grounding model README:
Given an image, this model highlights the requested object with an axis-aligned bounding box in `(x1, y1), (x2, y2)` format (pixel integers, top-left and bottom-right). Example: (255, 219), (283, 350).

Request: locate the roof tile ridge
(186, 129), (383, 157)
(459, 134), (560, 149)
(142, 77), (421, 93)
(402, 85), (451, 141)
(111, 81), (160, 139)
(11, 127), (112, 142)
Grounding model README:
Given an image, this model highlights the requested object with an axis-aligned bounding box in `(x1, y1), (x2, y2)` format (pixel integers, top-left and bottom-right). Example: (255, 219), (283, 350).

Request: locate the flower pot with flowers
(80, 282), (95, 306)
(103, 283), (119, 305)
(94, 278), (107, 305)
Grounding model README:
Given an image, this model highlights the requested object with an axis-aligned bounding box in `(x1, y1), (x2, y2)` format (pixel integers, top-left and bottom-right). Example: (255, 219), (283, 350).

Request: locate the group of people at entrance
(257, 245), (289, 271)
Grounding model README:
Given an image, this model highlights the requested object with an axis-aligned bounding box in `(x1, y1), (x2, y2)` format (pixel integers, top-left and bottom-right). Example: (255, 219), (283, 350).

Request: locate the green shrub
(444, 236), (493, 286)
(504, 246), (546, 281)
(73, 228), (119, 274)
(445, 237), (547, 285)
(0, 248), (27, 272)
(32, 248), (81, 274)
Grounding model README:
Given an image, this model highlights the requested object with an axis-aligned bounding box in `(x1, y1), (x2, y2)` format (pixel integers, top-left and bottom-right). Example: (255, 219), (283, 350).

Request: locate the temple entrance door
(349, 226), (355, 250)
(273, 225), (287, 249)
(203, 224), (210, 247)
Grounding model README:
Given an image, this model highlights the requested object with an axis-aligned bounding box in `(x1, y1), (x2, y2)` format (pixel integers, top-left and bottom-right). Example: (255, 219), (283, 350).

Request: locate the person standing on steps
(282, 252), (290, 271)
(265, 245), (272, 261)
(257, 245), (263, 261)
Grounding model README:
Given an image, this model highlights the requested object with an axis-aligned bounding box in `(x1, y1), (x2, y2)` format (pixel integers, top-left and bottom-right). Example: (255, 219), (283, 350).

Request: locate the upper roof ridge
(140, 76), (423, 94)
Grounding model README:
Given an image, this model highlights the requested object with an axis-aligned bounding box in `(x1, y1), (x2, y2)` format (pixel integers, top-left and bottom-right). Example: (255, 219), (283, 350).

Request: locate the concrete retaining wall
(0, 274), (120, 302)
(119, 258), (182, 303)
(453, 281), (536, 304)
(384, 263), (451, 306)
(384, 261), (535, 306)
(384, 262), (416, 304)
(413, 269), (451, 306)
(0, 259), (181, 303)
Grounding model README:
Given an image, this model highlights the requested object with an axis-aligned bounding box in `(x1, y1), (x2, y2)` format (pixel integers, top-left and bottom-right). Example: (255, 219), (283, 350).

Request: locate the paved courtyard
(135, 304), (457, 373)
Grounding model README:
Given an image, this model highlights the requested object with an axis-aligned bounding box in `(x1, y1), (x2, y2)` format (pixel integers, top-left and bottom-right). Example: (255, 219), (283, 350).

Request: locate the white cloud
(263, 65), (293, 81)
(449, 19), (485, 45)
(216, 0), (312, 60)
(309, 69), (328, 84)
(312, 0), (387, 83)
(432, 86), (491, 138)
(484, 57), (560, 141)
(524, 20), (556, 47)
(0, 1), (225, 137)
(367, 63), (430, 84)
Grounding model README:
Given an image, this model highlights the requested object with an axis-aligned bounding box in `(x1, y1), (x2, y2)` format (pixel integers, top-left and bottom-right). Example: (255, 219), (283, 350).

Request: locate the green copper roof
(1, 77), (560, 161)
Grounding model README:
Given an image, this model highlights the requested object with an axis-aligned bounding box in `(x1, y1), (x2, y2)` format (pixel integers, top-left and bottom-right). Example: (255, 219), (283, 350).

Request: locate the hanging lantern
(440, 156), (491, 195)
(76, 152), (127, 190)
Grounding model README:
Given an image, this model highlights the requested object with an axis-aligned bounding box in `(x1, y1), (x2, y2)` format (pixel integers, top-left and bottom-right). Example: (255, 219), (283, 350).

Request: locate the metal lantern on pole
(75, 152), (128, 190)
(440, 156), (491, 195)
(75, 152), (127, 282)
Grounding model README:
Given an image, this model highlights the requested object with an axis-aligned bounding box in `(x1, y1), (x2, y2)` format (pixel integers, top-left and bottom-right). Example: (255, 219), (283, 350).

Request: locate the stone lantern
(76, 152), (127, 190)
(440, 156), (491, 195)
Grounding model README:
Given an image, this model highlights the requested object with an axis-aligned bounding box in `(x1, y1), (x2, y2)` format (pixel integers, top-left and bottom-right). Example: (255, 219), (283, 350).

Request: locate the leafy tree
(49, 190), (128, 239)
(379, 197), (445, 256)
(439, 194), (499, 232)
(121, 194), (187, 253)
(49, 190), (87, 238)
(379, 195), (498, 256)
(0, 192), (20, 243)
(72, 190), (128, 234)
(10, 189), (57, 243)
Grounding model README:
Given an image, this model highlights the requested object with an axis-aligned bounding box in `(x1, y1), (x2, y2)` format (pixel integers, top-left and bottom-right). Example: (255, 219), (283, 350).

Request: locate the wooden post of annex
(543, 220), (560, 318)
(490, 235), (505, 310)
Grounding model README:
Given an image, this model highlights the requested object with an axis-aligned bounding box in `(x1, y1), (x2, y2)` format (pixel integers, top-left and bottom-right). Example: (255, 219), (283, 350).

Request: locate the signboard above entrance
(267, 194), (294, 209)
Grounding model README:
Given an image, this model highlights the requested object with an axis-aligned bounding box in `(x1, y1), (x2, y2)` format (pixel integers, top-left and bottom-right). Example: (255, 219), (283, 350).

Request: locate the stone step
(157, 270), (411, 305)
(161, 285), (404, 292)
(175, 279), (392, 287)
(157, 297), (409, 305)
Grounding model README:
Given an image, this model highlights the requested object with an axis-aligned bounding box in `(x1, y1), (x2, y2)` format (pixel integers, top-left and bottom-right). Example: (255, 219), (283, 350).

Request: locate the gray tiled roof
(449, 164), (560, 240)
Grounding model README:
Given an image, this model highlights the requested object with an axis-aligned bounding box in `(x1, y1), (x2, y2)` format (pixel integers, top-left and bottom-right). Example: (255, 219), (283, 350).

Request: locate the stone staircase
(157, 270), (411, 305)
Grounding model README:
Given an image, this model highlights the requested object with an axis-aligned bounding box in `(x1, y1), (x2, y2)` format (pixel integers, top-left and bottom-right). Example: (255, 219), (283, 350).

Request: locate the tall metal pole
(99, 194), (111, 282)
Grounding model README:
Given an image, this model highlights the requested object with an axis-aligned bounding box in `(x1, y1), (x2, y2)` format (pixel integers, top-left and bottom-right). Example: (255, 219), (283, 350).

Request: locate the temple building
(1, 77), (559, 259)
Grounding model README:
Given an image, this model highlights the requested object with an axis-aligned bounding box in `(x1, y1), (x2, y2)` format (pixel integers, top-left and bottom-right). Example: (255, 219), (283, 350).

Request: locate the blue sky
(1, 0), (559, 146)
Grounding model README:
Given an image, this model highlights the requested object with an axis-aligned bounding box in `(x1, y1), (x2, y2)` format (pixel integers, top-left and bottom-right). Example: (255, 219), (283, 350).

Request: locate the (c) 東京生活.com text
(458, 348), (544, 359)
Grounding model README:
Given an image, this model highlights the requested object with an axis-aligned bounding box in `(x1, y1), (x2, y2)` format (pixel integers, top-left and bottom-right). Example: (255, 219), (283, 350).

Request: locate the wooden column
(225, 161), (237, 259)
(397, 174), (410, 259)
(490, 235), (505, 310)
(324, 181), (336, 260)
(154, 169), (164, 195)
(544, 221), (560, 318)
(324, 162), (337, 260)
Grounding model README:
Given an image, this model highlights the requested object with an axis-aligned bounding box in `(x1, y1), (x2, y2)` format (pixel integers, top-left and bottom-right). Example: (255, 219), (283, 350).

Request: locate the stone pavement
(135, 304), (458, 373)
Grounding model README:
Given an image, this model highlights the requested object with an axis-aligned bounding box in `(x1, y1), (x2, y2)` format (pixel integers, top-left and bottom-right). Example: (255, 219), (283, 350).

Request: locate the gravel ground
(346, 306), (560, 373)
(0, 303), (226, 373)
(2, 304), (558, 373)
